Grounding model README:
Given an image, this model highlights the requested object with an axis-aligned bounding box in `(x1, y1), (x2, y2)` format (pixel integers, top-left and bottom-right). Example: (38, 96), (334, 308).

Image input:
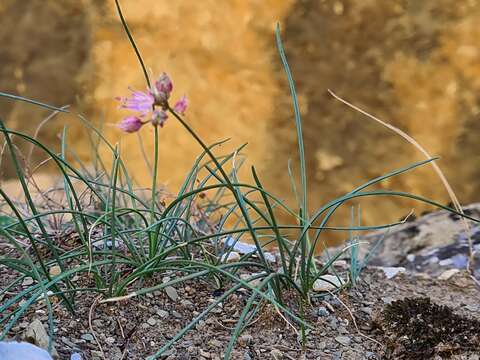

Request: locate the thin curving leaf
(0, 92), (68, 113)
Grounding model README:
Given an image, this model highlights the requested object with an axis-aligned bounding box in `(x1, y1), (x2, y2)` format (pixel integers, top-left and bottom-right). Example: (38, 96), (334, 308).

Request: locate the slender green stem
(150, 125), (160, 257)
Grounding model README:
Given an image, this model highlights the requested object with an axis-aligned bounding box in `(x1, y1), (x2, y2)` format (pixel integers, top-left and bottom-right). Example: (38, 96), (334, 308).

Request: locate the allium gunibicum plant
(0, 0), (478, 359)
(115, 71), (189, 256)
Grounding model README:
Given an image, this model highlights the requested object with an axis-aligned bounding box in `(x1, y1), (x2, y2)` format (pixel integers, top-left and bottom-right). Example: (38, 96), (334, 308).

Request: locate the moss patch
(380, 297), (480, 359)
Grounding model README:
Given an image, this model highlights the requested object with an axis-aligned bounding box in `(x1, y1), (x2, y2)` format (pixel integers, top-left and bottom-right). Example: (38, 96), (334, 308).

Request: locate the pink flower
(151, 110), (168, 128)
(116, 87), (154, 114)
(116, 72), (187, 133)
(117, 116), (144, 133)
(173, 95), (188, 115)
(154, 72), (173, 102)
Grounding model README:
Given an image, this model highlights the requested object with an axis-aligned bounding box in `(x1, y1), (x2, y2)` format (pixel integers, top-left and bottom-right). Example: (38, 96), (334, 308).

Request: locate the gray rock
(147, 317), (157, 326)
(381, 266), (406, 279)
(329, 317), (339, 329)
(80, 333), (94, 342)
(270, 348), (283, 359)
(238, 334), (253, 346)
(24, 319), (58, 358)
(91, 319), (104, 328)
(335, 335), (351, 346)
(317, 306), (330, 317)
(172, 311), (183, 319)
(61, 337), (79, 350)
(359, 306), (372, 316)
(165, 286), (178, 301)
(199, 349), (210, 358)
(91, 350), (103, 360)
(181, 300), (193, 308)
(313, 275), (345, 292)
(381, 296), (394, 304)
(157, 309), (169, 318)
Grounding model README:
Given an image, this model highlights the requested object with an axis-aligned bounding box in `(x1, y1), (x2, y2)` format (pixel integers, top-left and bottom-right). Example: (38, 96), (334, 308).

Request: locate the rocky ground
(2, 264), (479, 359)
(1, 205), (480, 359)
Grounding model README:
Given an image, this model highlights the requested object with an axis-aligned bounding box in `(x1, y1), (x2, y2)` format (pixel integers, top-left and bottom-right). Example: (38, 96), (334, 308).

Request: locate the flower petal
(117, 87), (154, 113)
(173, 95), (188, 115)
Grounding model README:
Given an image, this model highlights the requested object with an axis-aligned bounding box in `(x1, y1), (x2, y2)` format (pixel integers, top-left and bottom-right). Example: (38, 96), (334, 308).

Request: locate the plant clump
(380, 297), (480, 359)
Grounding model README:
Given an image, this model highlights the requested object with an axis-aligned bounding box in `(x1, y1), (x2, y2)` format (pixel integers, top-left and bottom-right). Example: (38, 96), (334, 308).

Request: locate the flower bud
(117, 116), (144, 133)
(151, 110), (168, 127)
(154, 72), (173, 103)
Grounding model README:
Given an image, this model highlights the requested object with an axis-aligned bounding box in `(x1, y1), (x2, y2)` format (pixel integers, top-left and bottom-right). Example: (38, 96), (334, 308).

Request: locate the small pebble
(92, 319), (104, 328)
(49, 265), (61, 277)
(359, 306), (372, 316)
(157, 310), (169, 318)
(22, 277), (34, 286)
(312, 275), (345, 292)
(243, 352), (253, 360)
(199, 349), (211, 358)
(80, 333), (94, 342)
(335, 335), (351, 346)
(238, 334), (253, 346)
(165, 286), (178, 301)
(221, 252), (240, 263)
(172, 311), (182, 319)
(381, 267), (405, 279)
(317, 306), (329, 317)
(381, 296), (394, 305)
(438, 268), (459, 280)
(147, 317), (157, 326)
(270, 348), (283, 359)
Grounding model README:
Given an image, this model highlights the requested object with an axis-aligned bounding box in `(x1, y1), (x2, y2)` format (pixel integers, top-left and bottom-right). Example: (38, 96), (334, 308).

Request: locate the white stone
(438, 268), (460, 281)
(221, 251), (240, 263)
(438, 258), (453, 266)
(22, 277), (34, 286)
(381, 267), (406, 279)
(406, 254), (416, 262)
(239, 273), (265, 287)
(312, 275), (345, 292)
(0, 341), (52, 360)
(222, 237), (276, 262)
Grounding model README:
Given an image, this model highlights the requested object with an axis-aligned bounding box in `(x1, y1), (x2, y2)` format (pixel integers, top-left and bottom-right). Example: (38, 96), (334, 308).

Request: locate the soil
(1, 256), (479, 360)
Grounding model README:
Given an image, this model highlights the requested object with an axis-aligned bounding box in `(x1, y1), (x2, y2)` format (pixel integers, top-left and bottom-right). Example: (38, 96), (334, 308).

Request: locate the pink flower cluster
(116, 73), (188, 133)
